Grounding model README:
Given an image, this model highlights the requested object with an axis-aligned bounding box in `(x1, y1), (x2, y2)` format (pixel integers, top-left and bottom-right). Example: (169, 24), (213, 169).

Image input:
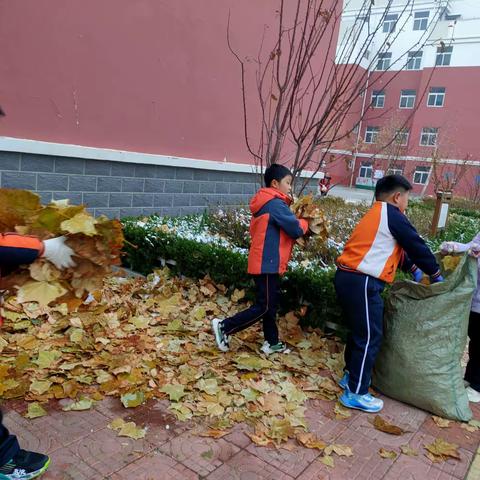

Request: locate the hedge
(122, 220), (343, 332)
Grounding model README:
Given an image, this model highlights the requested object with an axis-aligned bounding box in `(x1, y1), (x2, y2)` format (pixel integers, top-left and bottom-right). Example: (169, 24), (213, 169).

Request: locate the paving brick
(408, 430), (474, 479)
(247, 440), (320, 477)
(1, 172), (36, 189)
(41, 446), (101, 480)
(135, 164), (158, 178)
(53, 192), (83, 205)
(85, 159), (112, 176)
(349, 395), (427, 448)
(109, 193), (132, 207)
(304, 402), (350, 443)
(97, 176), (122, 192)
(154, 194), (173, 207)
(110, 451), (198, 480)
(122, 177), (145, 192)
(159, 431), (239, 476)
(420, 416), (480, 453)
(385, 455), (461, 480)
(215, 182), (229, 194)
(69, 175), (97, 192)
(144, 178), (166, 193)
(133, 193), (154, 207)
(173, 194), (191, 207)
(64, 427), (154, 477)
(111, 162), (135, 177)
(83, 193), (109, 208)
(37, 174), (68, 191)
(183, 181), (200, 193)
(223, 423), (253, 449)
(206, 450), (295, 480)
(297, 428), (395, 480)
(54, 157), (85, 174)
(21, 153), (54, 172)
(0, 151), (20, 170)
(164, 180), (183, 193)
(175, 167), (195, 180)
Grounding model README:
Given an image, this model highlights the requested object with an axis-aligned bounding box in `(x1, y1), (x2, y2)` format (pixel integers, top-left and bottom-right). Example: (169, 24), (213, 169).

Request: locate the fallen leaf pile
(424, 438), (461, 463)
(291, 194), (329, 246)
(0, 267), (346, 447)
(0, 189), (123, 307)
(441, 255), (461, 272)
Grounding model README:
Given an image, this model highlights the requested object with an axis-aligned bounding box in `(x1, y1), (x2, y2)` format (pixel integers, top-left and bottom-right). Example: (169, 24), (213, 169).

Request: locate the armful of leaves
(0, 189), (124, 314)
(291, 194), (329, 247)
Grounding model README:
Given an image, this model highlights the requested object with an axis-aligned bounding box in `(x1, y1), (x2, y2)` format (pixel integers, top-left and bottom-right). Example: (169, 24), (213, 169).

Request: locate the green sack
(373, 254), (477, 421)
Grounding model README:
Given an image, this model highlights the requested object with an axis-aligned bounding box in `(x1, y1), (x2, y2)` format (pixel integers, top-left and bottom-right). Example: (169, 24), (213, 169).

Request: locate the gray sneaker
(261, 341), (290, 355)
(211, 318), (229, 352)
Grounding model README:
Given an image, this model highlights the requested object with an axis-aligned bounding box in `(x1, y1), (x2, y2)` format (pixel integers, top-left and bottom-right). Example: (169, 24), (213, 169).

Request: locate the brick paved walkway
(4, 393), (480, 479)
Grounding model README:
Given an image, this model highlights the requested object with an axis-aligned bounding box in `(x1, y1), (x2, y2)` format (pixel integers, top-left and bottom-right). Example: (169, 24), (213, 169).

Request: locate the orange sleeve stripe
(0, 234), (44, 255)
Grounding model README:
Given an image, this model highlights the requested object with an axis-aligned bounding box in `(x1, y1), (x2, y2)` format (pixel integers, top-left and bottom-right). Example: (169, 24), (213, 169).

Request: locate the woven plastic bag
(373, 254), (477, 421)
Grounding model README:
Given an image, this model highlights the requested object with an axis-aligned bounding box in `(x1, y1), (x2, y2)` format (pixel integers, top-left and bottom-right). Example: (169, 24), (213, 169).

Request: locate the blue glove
(411, 268), (424, 283)
(430, 274), (444, 283)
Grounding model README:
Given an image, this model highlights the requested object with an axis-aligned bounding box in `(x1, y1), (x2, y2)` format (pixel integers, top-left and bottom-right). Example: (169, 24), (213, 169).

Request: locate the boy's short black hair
(0, 106), (5, 117)
(264, 163), (292, 187)
(375, 174), (412, 200)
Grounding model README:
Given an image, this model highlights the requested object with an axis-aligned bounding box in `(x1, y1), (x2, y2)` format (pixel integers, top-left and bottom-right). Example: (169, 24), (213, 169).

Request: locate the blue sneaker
(338, 371), (349, 389)
(339, 387), (383, 413)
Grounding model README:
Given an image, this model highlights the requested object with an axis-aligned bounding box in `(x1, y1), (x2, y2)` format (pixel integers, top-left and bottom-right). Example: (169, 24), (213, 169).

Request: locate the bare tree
(227, 0), (449, 192)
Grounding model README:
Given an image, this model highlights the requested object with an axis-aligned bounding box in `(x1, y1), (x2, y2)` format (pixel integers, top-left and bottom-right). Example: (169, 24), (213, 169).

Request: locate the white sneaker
(260, 341), (291, 355)
(211, 318), (229, 352)
(466, 386), (480, 403)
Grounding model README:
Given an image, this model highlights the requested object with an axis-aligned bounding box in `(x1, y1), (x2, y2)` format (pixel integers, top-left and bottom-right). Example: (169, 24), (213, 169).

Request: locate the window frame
(413, 166), (431, 185)
(427, 87), (446, 107)
(399, 90), (416, 109)
(359, 163), (373, 179)
(383, 14), (398, 33)
(387, 167), (404, 176)
(420, 127), (439, 147)
(435, 46), (453, 66)
(371, 90), (385, 108)
(376, 52), (392, 71)
(406, 50), (423, 70)
(395, 128), (410, 146)
(413, 11), (429, 31)
(364, 126), (380, 144)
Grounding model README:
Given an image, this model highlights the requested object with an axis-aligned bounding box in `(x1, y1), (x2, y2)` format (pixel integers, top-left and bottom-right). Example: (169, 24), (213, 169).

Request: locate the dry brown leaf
(296, 432), (327, 451)
(400, 445), (418, 456)
(321, 455), (335, 468)
(424, 438), (461, 462)
(324, 444), (353, 457)
(334, 402), (352, 420)
(199, 429), (230, 439)
(379, 448), (398, 459)
(432, 416), (451, 428)
(371, 415), (407, 436)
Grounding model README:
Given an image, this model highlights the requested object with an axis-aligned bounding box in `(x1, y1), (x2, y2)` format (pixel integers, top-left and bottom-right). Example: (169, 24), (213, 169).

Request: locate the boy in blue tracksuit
(335, 175), (442, 412)
(211, 164), (308, 355)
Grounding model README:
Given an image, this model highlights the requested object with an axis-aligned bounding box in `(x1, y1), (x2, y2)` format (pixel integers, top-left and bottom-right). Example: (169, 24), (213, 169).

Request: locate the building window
(427, 87), (446, 107)
(413, 11), (429, 31)
(371, 90), (385, 108)
(395, 128), (409, 146)
(420, 127), (439, 146)
(383, 14), (398, 33)
(376, 52), (392, 71)
(364, 126), (379, 144)
(359, 163), (373, 178)
(387, 167), (404, 176)
(413, 166), (430, 185)
(399, 89), (416, 108)
(436, 46), (453, 66)
(406, 51), (423, 70)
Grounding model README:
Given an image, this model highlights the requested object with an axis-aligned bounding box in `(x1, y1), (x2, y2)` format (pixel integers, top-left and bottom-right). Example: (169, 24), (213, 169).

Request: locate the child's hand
(440, 242), (457, 255)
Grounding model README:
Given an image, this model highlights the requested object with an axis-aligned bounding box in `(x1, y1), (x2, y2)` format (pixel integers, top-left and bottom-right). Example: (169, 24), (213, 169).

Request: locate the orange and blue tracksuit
(0, 233), (43, 465)
(335, 201), (441, 395)
(222, 188), (308, 344)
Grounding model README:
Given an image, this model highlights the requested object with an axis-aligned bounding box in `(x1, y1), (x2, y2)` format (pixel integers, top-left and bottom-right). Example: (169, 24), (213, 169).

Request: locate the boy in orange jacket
(212, 164), (308, 354)
(335, 175), (442, 413)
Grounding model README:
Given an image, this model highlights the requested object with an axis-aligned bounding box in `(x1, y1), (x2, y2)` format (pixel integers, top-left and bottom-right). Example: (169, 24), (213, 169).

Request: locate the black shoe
(0, 449), (50, 479)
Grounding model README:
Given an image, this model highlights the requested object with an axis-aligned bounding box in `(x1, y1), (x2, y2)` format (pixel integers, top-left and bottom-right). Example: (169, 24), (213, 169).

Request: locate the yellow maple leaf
(17, 281), (67, 307)
(61, 212), (98, 236)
